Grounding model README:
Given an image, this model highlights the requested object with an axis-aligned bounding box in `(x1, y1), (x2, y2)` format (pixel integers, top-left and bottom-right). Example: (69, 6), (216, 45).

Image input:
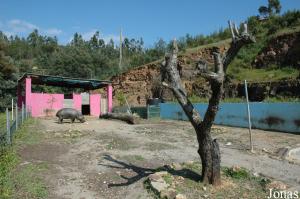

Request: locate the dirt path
(18, 118), (300, 199)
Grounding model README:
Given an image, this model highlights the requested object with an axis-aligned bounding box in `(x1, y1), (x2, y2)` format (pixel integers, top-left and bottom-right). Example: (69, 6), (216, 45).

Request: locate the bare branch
(228, 20), (235, 41)
(223, 21), (256, 71)
(233, 22), (239, 36)
(161, 40), (202, 127)
(195, 52), (224, 83)
(242, 23), (248, 35)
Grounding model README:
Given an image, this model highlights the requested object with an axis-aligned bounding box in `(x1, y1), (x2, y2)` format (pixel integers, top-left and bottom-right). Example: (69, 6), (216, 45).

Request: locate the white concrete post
(244, 80), (253, 152)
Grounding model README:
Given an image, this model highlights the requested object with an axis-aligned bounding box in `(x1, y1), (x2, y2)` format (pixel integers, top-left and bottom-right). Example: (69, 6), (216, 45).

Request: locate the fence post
(16, 103), (18, 130)
(6, 108), (11, 145)
(244, 80), (254, 152)
(22, 103), (24, 124)
(12, 98), (14, 121)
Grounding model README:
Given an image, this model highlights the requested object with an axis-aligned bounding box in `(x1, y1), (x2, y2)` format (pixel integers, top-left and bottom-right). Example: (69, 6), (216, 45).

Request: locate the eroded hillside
(111, 32), (300, 106)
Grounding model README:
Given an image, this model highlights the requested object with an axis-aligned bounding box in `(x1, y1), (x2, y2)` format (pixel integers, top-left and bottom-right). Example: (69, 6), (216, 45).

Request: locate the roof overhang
(18, 73), (111, 90)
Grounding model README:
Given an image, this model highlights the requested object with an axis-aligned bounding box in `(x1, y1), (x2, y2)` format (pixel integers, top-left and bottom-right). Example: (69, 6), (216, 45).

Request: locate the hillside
(111, 26), (300, 106)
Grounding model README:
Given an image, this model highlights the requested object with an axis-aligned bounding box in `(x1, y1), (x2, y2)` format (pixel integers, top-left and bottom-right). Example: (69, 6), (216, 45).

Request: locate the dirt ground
(18, 117), (300, 199)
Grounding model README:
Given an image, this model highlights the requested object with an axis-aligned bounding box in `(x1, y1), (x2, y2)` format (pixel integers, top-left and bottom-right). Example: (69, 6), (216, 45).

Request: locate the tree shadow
(98, 154), (202, 188)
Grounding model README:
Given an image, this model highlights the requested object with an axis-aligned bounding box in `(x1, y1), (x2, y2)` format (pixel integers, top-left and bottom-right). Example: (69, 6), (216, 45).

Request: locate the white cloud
(2, 19), (63, 38)
(3, 31), (14, 37)
(103, 34), (120, 45)
(44, 28), (62, 36)
(81, 29), (120, 45)
(82, 29), (97, 41)
(8, 19), (39, 33)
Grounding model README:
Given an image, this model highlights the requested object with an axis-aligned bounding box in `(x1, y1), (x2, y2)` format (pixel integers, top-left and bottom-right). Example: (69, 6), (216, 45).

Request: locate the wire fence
(0, 103), (31, 146)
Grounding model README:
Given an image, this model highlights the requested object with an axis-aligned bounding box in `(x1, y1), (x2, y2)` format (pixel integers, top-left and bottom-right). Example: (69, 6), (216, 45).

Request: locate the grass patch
(228, 67), (299, 82)
(270, 25), (300, 38)
(145, 162), (269, 199)
(0, 118), (48, 199)
(0, 148), (19, 198)
(264, 97), (300, 102)
(162, 173), (174, 185)
(183, 39), (231, 55)
(14, 119), (42, 146)
(13, 163), (48, 199)
(223, 166), (250, 179)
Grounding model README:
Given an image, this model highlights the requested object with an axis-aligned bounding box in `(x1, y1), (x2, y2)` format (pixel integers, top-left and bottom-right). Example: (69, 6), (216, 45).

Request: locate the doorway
(81, 105), (90, 115)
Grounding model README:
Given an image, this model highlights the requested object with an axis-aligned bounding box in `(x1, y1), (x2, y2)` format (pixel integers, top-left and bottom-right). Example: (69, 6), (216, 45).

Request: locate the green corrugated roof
(18, 73), (111, 90)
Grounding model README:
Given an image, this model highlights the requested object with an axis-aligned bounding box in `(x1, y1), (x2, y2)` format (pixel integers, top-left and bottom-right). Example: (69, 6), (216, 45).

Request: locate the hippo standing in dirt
(56, 108), (85, 123)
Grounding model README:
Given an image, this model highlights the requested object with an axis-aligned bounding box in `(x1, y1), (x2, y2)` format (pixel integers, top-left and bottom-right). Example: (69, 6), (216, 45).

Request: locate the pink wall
(107, 85), (113, 113)
(17, 76), (105, 117)
(73, 93), (82, 112)
(31, 93), (64, 117)
(25, 78), (32, 110)
(90, 94), (101, 116)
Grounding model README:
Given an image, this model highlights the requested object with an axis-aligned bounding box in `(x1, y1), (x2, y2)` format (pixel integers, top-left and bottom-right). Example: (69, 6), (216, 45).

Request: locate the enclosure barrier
(112, 105), (159, 119)
(0, 103), (31, 146)
(160, 102), (300, 133)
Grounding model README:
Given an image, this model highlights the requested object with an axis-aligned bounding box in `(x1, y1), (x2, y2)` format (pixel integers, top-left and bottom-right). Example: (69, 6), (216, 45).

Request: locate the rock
(148, 172), (171, 193)
(266, 180), (287, 190)
(171, 163), (182, 170)
(156, 171), (169, 176)
(175, 194), (187, 199)
(177, 176), (184, 181)
(150, 181), (169, 193)
(225, 142), (232, 146)
(160, 188), (177, 199)
(276, 147), (290, 159)
(186, 160), (194, 165)
(202, 186), (207, 191)
(231, 165), (241, 172)
(203, 194), (209, 198)
(253, 172), (260, 177)
(286, 147), (300, 164)
(149, 173), (164, 183)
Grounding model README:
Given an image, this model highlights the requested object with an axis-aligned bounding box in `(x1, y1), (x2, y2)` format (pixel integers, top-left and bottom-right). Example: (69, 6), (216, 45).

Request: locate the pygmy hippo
(56, 108), (85, 123)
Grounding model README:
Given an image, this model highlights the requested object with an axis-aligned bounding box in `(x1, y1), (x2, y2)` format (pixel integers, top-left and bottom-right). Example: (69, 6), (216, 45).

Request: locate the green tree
(0, 39), (16, 110)
(89, 31), (100, 50)
(268, 0), (281, 15)
(258, 6), (269, 17)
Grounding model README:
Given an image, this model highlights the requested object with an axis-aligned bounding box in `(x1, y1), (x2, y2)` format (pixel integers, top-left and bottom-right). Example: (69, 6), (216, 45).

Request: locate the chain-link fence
(0, 103), (31, 146)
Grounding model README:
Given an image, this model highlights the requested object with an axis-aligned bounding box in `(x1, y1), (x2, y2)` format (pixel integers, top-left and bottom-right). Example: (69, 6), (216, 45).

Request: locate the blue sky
(0, 0), (299, 46)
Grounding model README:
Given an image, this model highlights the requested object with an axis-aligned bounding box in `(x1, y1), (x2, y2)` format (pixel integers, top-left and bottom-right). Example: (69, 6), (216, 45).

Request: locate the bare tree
(161, 21), (255, 185)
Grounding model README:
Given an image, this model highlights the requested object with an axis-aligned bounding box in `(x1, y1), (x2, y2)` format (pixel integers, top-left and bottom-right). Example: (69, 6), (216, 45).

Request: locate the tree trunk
(161, 22), (255, 186)
(197, 132), (221, 185)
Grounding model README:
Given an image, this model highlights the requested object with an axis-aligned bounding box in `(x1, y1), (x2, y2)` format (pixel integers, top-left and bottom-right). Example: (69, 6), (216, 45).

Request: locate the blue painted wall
(160, 103), (300, 133)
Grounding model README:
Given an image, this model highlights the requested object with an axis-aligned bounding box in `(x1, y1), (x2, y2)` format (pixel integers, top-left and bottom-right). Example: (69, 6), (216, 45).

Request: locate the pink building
(17, 73), (113, 117)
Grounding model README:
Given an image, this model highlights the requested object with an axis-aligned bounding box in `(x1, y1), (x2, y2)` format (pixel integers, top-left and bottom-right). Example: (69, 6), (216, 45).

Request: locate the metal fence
(0, 103), (31, 146)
